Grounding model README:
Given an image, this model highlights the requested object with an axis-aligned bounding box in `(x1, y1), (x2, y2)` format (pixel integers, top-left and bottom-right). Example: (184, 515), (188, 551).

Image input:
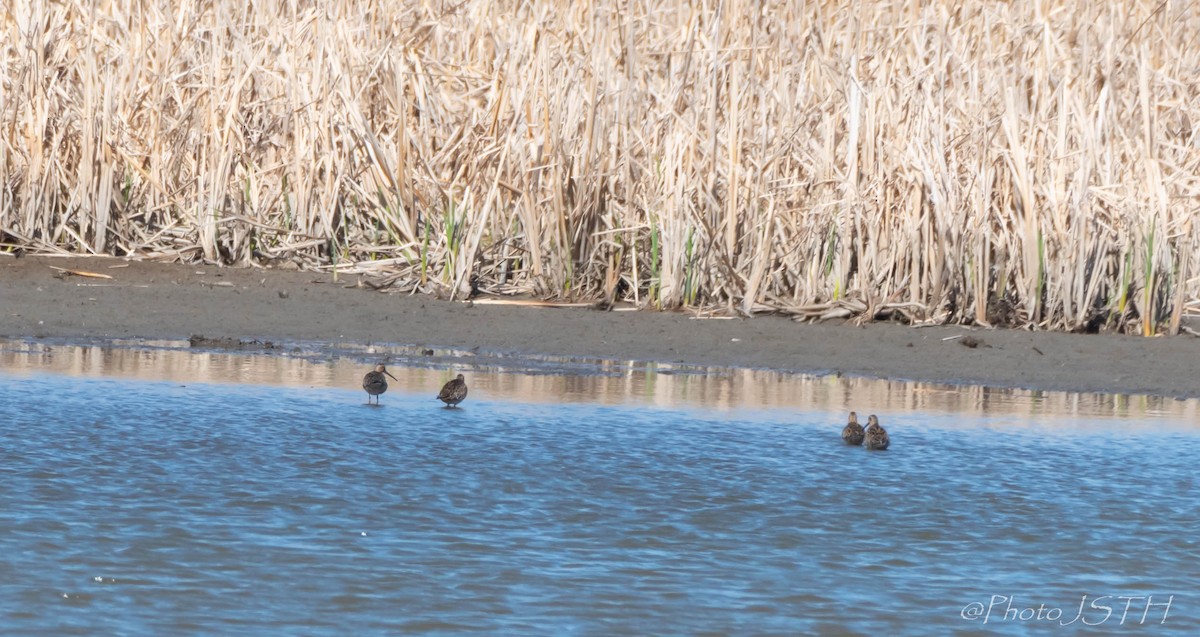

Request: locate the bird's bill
(384, 370), (398, 380)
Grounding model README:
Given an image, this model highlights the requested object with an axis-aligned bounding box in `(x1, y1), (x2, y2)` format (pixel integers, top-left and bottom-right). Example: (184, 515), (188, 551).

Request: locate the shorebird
(437, 373), (468, 407)
(362, 364), (397, 405)
(864, 414), (890, 451)
(841, 411), (865, 446)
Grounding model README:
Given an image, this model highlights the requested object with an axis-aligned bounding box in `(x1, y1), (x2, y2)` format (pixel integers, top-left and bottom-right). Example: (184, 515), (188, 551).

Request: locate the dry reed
(2, 0), (1199, 332)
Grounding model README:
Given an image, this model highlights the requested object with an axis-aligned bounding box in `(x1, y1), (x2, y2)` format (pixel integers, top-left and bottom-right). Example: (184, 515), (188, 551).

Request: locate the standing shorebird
(362, 364), (398, 405)
(437, 373), (468, 408)
(841, 411), (865, 446)
(864, 414), (890, 451)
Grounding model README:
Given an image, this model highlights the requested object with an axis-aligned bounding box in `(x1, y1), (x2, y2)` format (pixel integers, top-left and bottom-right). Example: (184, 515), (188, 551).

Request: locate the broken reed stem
(2, 0), (1199, 333)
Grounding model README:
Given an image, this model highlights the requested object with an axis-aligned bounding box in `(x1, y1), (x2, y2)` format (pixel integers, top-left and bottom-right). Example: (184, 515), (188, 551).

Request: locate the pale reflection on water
(1, 337), (1196, 428)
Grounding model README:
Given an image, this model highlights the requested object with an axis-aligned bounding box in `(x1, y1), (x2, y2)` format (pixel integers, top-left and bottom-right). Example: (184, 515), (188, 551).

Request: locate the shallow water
(1, 341), (1197, 635)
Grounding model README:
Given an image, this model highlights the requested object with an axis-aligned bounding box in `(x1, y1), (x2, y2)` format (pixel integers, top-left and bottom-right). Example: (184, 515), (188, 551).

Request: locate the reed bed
(2, 0), (1198, 333)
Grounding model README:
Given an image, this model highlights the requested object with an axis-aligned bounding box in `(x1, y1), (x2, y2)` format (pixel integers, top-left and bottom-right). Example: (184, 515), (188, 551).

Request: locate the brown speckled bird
(864, 414), (890, 451)
(841, 411), (864, 446)
(437, 373), (468, 407)
(362, 364), (397, 405)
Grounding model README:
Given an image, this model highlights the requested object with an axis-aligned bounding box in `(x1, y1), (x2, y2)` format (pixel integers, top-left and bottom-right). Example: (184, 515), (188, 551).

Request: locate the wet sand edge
(3, 254), (1200, 397)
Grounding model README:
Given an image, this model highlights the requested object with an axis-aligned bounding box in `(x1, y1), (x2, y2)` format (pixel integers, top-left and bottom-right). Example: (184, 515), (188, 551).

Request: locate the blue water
(1, 370), (1197, 635)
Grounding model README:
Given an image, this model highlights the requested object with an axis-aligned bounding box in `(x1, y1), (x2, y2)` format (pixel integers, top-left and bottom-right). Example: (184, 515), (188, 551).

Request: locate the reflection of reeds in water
(3, 2), (1198, 333)
(1, 341), (1197, 426)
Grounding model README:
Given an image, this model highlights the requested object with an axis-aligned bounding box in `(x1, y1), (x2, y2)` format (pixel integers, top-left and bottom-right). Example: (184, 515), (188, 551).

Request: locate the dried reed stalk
(2, 0), (1199, 333)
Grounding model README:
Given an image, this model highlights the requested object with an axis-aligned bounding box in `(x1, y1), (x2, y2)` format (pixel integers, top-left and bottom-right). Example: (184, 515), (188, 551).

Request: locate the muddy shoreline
(3, 254), (1200, 398)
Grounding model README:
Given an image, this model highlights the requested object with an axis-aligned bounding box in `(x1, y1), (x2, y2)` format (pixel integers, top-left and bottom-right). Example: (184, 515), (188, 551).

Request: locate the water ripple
(1, 370), (1197, 635)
